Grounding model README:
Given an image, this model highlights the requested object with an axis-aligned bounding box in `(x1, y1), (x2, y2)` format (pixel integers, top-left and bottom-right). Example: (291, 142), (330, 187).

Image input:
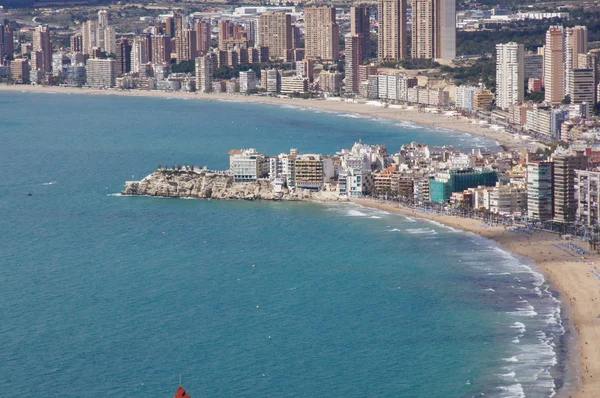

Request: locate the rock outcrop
(122, 169), (343, 201)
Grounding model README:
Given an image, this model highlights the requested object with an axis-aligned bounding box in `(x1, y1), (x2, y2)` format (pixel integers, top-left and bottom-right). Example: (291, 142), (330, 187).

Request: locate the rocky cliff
(122, 169), (341, 201)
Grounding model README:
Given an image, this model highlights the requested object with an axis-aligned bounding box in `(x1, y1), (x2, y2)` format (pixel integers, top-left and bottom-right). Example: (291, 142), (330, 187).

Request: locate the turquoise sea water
(0, 92), (567, 397)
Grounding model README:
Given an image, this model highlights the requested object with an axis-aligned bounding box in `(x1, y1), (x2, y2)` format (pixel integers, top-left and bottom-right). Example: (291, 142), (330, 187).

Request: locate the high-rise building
(178, 29), (197, 61)
(195, 55), (212, 93)
(82, 20), (98, 55)
(97, 10), (109, 50)
(244, 18), (259, 47)
(524, 53), (544, 80)
(377, 0), (407, 62)
(569, 68), (595, 111)
(544, 26), (566, 105)
(411, 0), (455, 60)
(10, 58), (30, 83)
(165, 16), (175, 37)
(218, 20), (234, 51)
(258, 13), (292, 60)
(103, 26), (116, 55)
(496, 42), (524, 110)
(344, 34), (363, 93)
(565, 26), (588, 96)
(304, 6), (339, 62)
(86, 58), (116, 88)
(527, 161), (554, 220)
(98, 10), (109, 29)
(115, 38), (132, 75)
(32, 25), (52, 72)
(350, 5), (369, 59)
(239, 70), (257, 93)
(195, 20), (211, 54)
(151, 35), (172, 65)
(71, 33), (83, 53)
(132, 36), (149, 73)
(553, 154), (587, 222)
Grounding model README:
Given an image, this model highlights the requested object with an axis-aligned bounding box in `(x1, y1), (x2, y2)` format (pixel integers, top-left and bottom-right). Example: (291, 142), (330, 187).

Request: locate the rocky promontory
(122, 168), (344, 201)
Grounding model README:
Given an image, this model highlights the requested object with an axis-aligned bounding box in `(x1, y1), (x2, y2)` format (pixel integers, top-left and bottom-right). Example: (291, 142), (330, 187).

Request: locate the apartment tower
(565, 26), (588, 95)
(32, 25), (52, 72)
(544, 26), (566, 105)
(304, 7), (339, 62)
(377, 0), (407, 62)
(344, 34), (363, 93)
(350, 5), (370, 59)
(412, 0), (456, 60)
(258, 13), (292, 60)
(495, 42), (524, 110)
(553, 154), (588, 222)
(195, 20), (211, 54)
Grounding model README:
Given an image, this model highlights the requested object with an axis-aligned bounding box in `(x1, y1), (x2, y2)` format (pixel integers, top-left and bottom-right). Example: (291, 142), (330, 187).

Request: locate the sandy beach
(0, 84), (537, 151)
(355, 198), (600, 397)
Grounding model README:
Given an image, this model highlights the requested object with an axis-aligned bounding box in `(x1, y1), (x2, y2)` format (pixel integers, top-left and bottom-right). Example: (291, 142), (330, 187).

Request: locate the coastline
(0, 84), (536, 151)
(354, 198), (600, 398)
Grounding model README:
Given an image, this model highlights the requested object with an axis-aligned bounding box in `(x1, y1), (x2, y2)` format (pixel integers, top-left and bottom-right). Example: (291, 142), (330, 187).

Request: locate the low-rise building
(229, 148), (268, 182)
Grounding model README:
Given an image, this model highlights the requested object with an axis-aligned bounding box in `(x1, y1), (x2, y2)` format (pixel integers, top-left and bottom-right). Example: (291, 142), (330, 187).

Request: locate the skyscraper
(304, 6), (339, 62)
(32, 25), (52, 72)
(115, 38), (132, 75)
(258, 13), (292, 60)
(544, 26), (566, 105)
(195, 20), (211, 54)
(565, 26), (588, 96)
(132, 36), (149, 73)
(553, 154), (588, 223)
(82, 20), (98, 55)
(218, 20), (234, 51)
(496, 42), (524, 110)
(350, 5), (369, 59)
(103, 26), (116, 55)
(151, 35), (172, 65)
(527, 161), (554, 221)
(195, 55), (212, 93)
(178, 29), (197, 61)
(411, 0), (455, 60)
(344, 34), (363, 93)
(377, 0), (407, 62)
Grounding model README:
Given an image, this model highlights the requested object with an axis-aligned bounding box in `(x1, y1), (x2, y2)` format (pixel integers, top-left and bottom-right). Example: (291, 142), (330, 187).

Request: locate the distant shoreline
(0, 84), (535, 151)
(354, 198), (600, 398)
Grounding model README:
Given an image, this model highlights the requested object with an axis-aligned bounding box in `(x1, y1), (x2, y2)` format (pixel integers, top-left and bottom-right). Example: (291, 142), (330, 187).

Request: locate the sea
(0, 91), (570, 397)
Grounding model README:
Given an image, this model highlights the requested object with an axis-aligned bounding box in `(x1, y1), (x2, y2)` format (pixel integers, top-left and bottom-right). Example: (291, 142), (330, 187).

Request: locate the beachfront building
(10, 58), (30, 84)
(229, 148), (268, 182)
(455, 85), (481, 111)
(85, 58), (116, 88)
(575, 170), (600, 226)
(239, 70), (257, 93)
(195, 55), (212, 93)
(527, 161), (554, 220)
(553, 154), (588, 223)
(496, 42), (524, 110)
(294, 154), (334, 190)
(429, 169), (498, 203)
(280, 76), (308, 95)
(269, 149), (299, 189)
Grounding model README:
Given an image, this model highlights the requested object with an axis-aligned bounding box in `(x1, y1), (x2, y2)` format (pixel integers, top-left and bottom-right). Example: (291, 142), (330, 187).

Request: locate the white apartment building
(455, 85), (481, 111)
(496, 42), (524, 110)
(85, 58), (116, 88)
(576, 170), (600, 226)
(527, 161), (554, 220)
(239, 70), (257, 93)
(195, 55), (212, 93)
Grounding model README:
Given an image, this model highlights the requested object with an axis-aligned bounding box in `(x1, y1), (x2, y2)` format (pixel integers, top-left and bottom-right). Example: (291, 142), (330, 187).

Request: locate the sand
(355, 198), (600, 398)
(0, 84), (539, 151)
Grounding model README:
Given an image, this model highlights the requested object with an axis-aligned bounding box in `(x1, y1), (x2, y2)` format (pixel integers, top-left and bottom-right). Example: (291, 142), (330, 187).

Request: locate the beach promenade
(356, 198), (600, 398)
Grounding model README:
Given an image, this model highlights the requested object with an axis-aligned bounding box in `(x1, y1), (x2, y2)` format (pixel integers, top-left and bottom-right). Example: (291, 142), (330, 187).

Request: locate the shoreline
(353, 198), (600, 398)
(0, 84), (537, 151)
